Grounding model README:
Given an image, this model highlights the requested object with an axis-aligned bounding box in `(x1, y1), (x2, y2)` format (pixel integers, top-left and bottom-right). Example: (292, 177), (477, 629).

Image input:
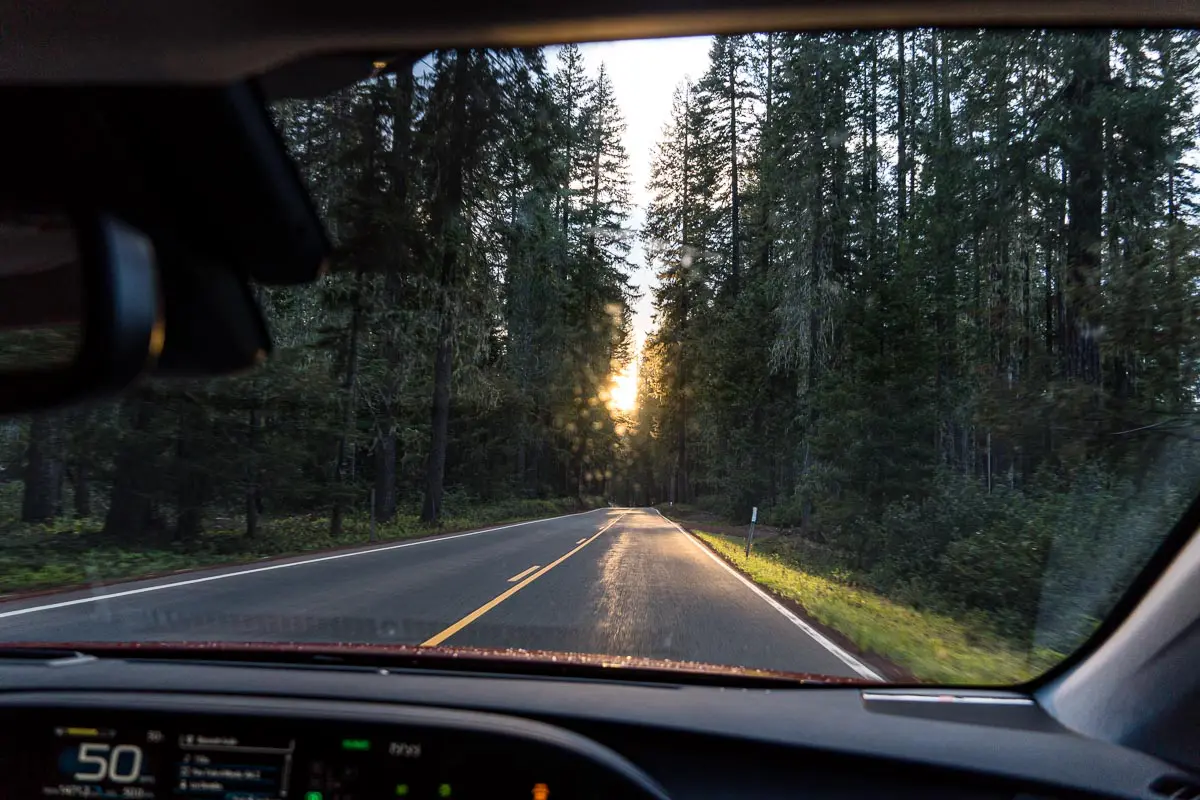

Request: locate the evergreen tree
(635, 29), (1200, 646)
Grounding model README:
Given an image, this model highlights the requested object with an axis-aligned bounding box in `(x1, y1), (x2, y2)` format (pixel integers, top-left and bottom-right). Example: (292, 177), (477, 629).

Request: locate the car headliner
(3, 0), (1199, 85)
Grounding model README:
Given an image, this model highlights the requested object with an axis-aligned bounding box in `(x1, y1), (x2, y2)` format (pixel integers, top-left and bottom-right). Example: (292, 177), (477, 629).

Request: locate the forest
(4, 30), (1200, 659)
(632, 29), (1200, 652)
(7, 46), (635, 534)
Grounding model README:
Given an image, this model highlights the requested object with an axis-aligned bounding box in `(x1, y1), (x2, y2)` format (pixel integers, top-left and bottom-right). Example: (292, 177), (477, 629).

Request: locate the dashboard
(0, 696), (663, 800)
(0, 653), (1190, 800)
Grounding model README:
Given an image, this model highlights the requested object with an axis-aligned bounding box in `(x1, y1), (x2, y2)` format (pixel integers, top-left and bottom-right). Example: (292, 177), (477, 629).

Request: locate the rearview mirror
(0, 213), (163, 414)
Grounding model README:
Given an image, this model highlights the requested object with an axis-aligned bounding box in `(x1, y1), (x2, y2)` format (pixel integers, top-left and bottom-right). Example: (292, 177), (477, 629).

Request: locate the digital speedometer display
(34, 726), (296, 800)
(27, 725), (300, 800)
(45, 727), (163, 800)
(0, 714), (588, 800)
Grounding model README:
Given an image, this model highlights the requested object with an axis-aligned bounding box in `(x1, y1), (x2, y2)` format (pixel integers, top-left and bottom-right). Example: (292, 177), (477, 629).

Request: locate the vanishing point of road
(0, 508), (877, 680)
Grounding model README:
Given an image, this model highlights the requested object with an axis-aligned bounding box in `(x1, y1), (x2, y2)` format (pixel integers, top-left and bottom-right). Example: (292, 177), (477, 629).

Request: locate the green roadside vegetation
(627, 31), (1200, 682)
(687, 526), (1060, 684)
(0, 491), (597, 595)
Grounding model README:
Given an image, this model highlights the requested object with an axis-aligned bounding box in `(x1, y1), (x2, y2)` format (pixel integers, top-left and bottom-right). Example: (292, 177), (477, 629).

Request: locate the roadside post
(745, 506), (757, 558)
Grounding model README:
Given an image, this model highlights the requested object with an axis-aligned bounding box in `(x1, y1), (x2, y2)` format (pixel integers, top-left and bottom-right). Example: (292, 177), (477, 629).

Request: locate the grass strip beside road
(693, 530), (1057, 684)
(0, 497), (599, 596)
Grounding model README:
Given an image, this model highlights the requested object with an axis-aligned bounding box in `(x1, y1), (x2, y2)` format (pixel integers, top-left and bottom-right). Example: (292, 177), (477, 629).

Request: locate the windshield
(2, 29), (1198, 685)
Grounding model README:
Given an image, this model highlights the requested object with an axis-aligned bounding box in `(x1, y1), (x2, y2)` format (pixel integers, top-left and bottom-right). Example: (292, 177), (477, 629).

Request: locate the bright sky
(574, 37), (713, 411)
(576, 37), (712, 349)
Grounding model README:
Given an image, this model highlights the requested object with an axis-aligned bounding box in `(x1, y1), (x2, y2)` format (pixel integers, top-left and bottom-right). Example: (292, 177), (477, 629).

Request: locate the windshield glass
(2, 29), (1198, 685)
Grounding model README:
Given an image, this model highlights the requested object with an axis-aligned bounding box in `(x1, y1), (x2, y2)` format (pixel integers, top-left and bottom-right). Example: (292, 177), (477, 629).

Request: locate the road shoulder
(657, 510), (912, 682)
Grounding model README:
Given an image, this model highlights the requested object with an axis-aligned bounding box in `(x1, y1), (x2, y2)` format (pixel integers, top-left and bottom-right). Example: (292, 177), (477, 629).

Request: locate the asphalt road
(0, 508), (875, 679)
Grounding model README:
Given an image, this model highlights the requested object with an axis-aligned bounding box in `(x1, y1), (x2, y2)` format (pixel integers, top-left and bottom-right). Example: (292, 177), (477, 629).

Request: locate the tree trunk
(1042, 153), (1056, 368)
(516, 437), (528, 492)
(245, 486), (259, 539)
(330, 270), (365, 537)
(371, 62), (416, 527)
(174, 401), (208, 544)
(420, 52), (472, 524)
(728, 42), (741, 297)
(73, 463), (90, 517)
(562, 54), (577, 235)
(673, 85), (692, 505)
(758, 33), (776, 275)
(245, 406), (259, 538)
(104, 397), (155, 541)
(373, 433), (397, 523)
(931, 31), (958, 465)
(907, 34), (917, 208)
(897, 30), (907, 231)
(67, 407), (92, 518)
(422, 313), (454, 522)
(867, 35), (879, 262)
(175, 497), (204, 543)
(1063, 34), (1108, 385)
(22, 413), (64, 523)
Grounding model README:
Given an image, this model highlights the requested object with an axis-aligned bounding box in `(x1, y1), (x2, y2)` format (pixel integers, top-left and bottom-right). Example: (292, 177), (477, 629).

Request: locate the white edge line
(654, 509), (883, 682)
(0, 508), (611, 621)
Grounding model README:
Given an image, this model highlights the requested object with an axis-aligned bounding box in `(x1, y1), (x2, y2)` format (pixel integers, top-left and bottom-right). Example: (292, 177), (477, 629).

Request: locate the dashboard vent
(1151, 777), (1200, 800)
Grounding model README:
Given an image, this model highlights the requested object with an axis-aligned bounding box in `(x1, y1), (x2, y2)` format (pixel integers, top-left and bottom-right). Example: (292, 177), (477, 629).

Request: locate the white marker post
(745, 506), (758, 558)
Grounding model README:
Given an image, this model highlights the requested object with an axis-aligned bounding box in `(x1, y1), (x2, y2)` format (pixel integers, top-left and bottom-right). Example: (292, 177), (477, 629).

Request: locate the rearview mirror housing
(0, 214), (163, 414)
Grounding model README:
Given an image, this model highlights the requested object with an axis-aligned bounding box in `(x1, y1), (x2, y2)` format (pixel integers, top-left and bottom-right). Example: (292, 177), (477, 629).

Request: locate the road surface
(0, 508), (875, 679)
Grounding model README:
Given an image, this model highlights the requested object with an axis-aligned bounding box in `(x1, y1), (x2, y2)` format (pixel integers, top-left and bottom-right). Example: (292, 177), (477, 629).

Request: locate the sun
(609, 361), (638, 413)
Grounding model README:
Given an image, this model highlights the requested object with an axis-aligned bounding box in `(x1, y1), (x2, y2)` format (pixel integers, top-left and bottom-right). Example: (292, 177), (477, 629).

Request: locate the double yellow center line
(421, 513), (625, 647)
